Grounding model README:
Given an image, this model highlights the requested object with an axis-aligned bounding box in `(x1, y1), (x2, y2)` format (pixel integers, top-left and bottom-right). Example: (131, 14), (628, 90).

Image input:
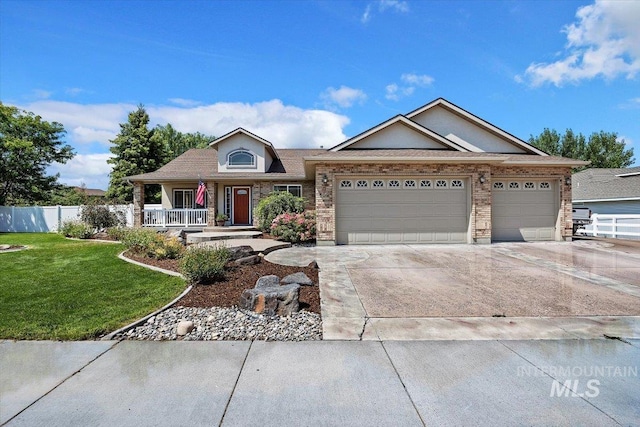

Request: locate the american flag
(196, 180), (206, 206)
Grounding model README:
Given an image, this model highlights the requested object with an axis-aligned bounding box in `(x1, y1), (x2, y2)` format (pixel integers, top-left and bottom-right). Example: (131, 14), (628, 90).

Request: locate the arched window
(228, 149), (255, 167)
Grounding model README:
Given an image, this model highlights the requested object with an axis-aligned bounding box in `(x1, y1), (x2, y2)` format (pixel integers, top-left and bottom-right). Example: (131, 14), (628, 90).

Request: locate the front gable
(210, 128), (279, 173)
(330, 115), (468, 152)
(407, 99), (547, 155)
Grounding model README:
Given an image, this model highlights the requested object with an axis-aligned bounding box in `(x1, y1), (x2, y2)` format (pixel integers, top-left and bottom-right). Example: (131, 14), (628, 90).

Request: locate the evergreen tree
(106, 106), (165, 202)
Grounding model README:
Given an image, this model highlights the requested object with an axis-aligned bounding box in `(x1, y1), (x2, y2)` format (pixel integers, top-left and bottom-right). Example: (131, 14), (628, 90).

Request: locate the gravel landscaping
(120, 251), (322, 341)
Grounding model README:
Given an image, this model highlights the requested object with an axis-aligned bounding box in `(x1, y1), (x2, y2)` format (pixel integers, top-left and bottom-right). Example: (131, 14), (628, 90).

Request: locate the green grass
(0, 233), (185, 340)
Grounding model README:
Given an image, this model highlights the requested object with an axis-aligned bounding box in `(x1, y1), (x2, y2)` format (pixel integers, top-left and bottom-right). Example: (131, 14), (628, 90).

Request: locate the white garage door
(491, 179), (558, 241)
(336, 177), (469, 244)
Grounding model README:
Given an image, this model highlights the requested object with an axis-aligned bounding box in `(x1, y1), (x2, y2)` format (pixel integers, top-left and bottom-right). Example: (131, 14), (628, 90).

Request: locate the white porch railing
(577, 214), (640, 240)
(142, 209), (208, 227)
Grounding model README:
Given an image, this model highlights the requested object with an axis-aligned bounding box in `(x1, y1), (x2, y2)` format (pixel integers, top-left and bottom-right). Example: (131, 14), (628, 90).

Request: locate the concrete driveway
(266, 240), (640, 340)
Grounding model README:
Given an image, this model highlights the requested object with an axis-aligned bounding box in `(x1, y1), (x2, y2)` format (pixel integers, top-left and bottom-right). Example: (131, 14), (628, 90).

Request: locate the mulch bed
(124, 251), (321, 314)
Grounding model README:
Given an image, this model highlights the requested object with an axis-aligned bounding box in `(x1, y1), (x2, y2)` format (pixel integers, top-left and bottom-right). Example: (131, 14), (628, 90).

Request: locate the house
(126, 98), (585, 244)
(572, 166), (640, 214)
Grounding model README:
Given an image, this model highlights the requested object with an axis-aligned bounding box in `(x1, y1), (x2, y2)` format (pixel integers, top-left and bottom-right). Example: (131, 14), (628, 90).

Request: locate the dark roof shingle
(572, 166), (640, 201)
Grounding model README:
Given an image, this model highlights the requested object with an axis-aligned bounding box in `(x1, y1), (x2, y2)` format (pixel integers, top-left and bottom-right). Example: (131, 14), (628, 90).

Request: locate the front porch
(142, 208), (209, 228)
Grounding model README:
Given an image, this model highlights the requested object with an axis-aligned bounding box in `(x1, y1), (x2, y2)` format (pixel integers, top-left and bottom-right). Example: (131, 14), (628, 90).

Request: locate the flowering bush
(120, 228), (184, 260)
(270, 211), (316, 243)
(59, 220), (93, 239)
(255, 191), (305, 232)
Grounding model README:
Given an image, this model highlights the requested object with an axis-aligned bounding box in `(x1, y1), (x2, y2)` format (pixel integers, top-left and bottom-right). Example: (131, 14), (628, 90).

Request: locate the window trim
(273, 184), (302, 197)
(227, 149), (257, 169)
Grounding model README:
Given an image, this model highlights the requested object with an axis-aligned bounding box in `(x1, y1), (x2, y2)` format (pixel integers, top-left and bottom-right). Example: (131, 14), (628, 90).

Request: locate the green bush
(120, 228), (161, 254)
(106, 226), (128, 241)
(254, 191), (305, 232)
(270, 211), (316, 243)
(80, 204), (126, 231)
(179, 244), (230, 285)
(148, 236), (184, 260)
(59, 220), (93, 239)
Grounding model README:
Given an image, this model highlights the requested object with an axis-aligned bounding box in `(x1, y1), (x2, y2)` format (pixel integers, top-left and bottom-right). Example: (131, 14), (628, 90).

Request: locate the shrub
(59, 220), (93, 239)
(106, 226), (128, 241)
(255, 191), (305, 232)
(270, 211), (316, 243)
(120, 228), (161, 254)
(180, 244), (231, 285)
(81, 204), (126, 231)
(148, 236), (184, 260)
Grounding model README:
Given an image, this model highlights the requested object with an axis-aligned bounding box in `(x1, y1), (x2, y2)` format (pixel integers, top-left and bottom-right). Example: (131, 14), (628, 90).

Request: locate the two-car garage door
(336, 177), (469, 244)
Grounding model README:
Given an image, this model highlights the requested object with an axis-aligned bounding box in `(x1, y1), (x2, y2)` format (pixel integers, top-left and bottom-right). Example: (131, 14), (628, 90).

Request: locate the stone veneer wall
(132, 183), (144, 227)
(315, 163), (572, 244)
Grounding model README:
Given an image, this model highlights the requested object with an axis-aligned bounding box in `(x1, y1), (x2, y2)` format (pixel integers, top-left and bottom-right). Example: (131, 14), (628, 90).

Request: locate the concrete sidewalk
(2, 339), (638, 426)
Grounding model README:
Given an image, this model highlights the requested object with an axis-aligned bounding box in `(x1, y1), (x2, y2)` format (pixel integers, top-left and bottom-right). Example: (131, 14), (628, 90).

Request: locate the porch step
(186, 231), (263, 244)
(202, 226), (259, 232)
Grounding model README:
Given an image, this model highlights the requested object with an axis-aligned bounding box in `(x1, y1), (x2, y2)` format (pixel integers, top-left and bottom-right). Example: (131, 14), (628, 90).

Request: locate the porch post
(132, 182), (144, 227)
(206, 181), (216, 226)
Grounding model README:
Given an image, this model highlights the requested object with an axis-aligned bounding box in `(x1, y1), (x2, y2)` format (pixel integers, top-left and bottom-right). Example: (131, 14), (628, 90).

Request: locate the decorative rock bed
(115, 306), (322, 341)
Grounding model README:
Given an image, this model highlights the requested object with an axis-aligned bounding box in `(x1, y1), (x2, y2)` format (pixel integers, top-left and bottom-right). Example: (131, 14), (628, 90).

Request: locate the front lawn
(0, 233), (185, 340)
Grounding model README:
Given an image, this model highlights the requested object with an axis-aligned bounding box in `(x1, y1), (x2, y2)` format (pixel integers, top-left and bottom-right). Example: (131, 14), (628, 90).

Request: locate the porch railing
(142, 209), (208, 227)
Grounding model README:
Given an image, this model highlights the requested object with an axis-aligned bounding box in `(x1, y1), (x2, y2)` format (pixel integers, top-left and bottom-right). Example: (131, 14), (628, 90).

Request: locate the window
(173, 189), (194, 209)
(435, 179), (448, 188)
(372, 180), (385, 188)
(420, 180), (432, 188)
(340, 180), (353, 188)
(227, 149), (255, 168)
(356, 180), (368, 188)
(539, 181), (551, 189)
(493, 182), (505, 190)
(524, 182), (536, 190)
(388, 180), (400, 188)
(404, 180), (417, 188)
(451, 179), (464, 188)
(274, 184), (302, 197)
(509, 182), (520, 190)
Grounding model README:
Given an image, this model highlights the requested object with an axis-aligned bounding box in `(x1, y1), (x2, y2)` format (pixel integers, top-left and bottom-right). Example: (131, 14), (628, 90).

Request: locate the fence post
(57, 205), (62, 232)
(11, 206), (15, 232)
(612, 216), (617, 239)
(592, 214), (598, 237)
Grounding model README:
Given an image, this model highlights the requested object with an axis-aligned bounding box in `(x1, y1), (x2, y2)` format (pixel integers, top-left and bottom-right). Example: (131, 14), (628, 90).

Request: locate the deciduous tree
(0, 103), (74, 205)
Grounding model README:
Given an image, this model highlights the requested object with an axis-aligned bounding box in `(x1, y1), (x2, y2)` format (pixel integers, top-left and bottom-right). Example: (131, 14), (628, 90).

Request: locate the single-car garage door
(336, 177), (469, 244)
(491, 179), (558, 241)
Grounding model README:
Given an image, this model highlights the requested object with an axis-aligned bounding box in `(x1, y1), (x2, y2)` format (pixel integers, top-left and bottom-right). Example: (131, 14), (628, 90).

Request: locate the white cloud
(320, 85), (367, 109)
(520, 0), (640, 86)
(385, 72), (434, 101)
(401, 73), (434, 87)
(168, 98), (202, 107)
(362, 0), (409, 23)
(49, 153), (114, 190)
(65, 87), (85, 96)
(19, 99), (351, 188)
(31, 89), (52, 100)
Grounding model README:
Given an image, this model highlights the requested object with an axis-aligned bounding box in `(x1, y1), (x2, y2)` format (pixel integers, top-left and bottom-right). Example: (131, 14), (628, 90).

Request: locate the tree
(0, 103), (74, 205)
(106, 106), (165, 202)
(529, 128), (634, 170)
(152, 123), (213, 163)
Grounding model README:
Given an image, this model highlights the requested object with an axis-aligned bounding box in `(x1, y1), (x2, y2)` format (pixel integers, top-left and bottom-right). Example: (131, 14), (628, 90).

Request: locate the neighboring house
(73, 187), (107, 199)
(127, 98), (585, 245)
(572, 166), (640, 214)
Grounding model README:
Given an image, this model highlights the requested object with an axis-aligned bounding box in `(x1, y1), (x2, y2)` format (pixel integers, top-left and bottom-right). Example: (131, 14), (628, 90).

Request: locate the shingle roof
(572, 166), (640, 201)
(126, 148), (325, 182)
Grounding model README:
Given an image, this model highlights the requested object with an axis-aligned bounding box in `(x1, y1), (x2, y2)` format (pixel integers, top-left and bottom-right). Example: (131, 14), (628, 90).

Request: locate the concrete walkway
(265, 242), (640, 341)
(1, 339), (638, 426)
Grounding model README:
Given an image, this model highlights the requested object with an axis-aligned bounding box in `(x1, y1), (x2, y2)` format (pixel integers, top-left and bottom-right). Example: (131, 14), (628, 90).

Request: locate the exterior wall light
(479, 174), (486, 184)
(322, 174), (329, 185)
(565, 176), (571, 185)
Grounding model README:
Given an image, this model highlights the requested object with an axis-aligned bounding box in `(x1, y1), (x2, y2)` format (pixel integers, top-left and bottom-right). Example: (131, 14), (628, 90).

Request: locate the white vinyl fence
(0, 205), (135, 232)
(577, 214), (640, 240)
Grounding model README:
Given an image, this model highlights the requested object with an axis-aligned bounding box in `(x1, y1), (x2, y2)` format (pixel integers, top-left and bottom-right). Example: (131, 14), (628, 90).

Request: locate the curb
(101, 285), (192, 340)
(118, 251), (184, 278)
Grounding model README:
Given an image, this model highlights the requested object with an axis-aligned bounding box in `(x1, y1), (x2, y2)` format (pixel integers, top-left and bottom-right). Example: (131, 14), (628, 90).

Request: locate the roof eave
(304, 156), (509, 164)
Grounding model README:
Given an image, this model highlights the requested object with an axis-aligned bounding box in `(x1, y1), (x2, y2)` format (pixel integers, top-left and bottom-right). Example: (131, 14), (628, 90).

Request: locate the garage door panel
(492, 180), (557, 242)
(336, 177), (469, 245)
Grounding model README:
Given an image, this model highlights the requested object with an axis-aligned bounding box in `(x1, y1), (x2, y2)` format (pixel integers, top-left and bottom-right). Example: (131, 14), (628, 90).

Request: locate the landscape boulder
(227, 246), (254, 261)
(177, 320), (194, 336)
(281, 272), (314, 286)
(235, 254), (261, 266)
(239, 275), (301, 316)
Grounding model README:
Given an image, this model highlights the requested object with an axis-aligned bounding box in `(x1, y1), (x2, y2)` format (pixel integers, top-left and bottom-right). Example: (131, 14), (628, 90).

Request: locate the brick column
(132, 182), (144, 227)
(472, 165), (492, 244)
(206, 181), (216, 226)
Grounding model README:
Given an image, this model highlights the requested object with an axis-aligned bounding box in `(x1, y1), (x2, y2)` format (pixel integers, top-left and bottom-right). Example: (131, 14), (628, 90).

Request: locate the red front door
(233, 188), (250, 224)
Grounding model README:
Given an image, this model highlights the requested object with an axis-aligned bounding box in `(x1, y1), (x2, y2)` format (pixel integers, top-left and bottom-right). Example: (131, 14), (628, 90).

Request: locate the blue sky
(1, 0), (638, 189)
